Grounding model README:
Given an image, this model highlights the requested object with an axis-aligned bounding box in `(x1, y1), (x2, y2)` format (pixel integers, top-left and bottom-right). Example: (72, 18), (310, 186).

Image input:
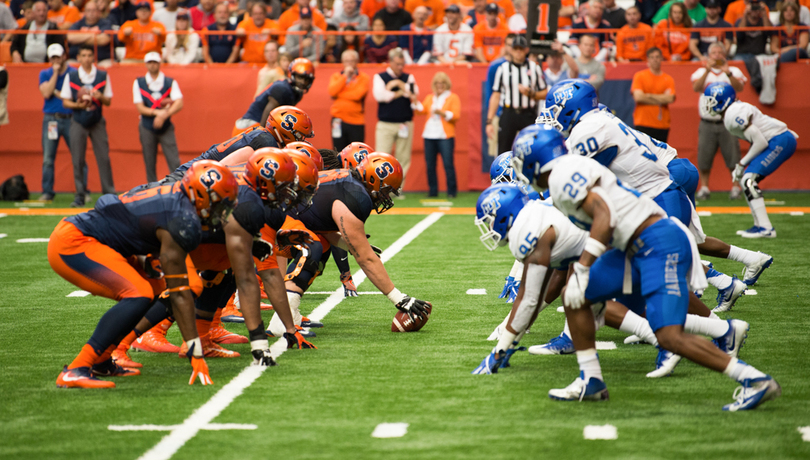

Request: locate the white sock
(684, 315), (730, 338)
(563, 319), (571, 338)
(749, 197), (773, 229)
(709, 311), (721, 320)
(618, 310), (658, 346)
(727, 245), (761, 265)
(576, 348), (603, 382)
(707, 271), (733, 290)
(723, 357), (767, 383)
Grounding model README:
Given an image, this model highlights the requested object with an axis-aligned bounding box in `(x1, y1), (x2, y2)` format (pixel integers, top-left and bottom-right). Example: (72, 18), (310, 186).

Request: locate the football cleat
(528, 333), (575, 355)
(221, 303), (245, 323)
(261, 302), (274, 311)
(713, 319), (749, 358)
(742, 252), (773, 286)
(92, 358), (141, 377)
(499, 346), (527, 368)
(740, 227), (776, 239)
(267, 326), (316, 338)
(723, 376), (781, 411)
(472, 351), (504, 374)
(646, 347), (682, 378)
(56, 366), (115, 389)
(111, 346), (142, 369)
(301, 316), (323, 328)
(178, 339), (241, 358)
(736, 225), (759, 236)
(209, 325), (248, 344)
(713, 276), (746, 313)
(548, 372), (609, 401)
(132, 329), (180, 354)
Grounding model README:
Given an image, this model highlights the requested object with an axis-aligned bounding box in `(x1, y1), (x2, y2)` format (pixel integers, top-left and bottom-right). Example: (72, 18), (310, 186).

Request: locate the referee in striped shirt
(485, 35), (548, 155)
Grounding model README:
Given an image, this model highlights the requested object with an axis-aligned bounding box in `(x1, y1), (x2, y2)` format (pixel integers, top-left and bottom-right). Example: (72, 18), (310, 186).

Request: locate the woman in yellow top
(328, 49), (370, 151)
(413, 72), (461, 198)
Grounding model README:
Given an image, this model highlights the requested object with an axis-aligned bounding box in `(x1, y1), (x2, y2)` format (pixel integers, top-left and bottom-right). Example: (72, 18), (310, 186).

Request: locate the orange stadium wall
(0, 62), (808, 194)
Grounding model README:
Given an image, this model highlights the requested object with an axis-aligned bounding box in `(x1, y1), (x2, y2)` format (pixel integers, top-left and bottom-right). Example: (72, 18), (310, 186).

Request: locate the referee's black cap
(512, 35), (529, 49)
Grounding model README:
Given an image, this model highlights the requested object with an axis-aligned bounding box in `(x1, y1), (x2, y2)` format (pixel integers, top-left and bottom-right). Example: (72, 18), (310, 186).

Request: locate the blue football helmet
(490, 151), (515, 184)
(702, 82), (736, 115)
(510, 124), (568, 192)
(475, 183), (530, 251)
(537, 79), (598, 137)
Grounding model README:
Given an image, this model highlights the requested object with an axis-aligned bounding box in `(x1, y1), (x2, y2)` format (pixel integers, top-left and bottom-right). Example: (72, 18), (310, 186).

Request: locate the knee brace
(196, 270), (236, 313)
(285, 241), (325, 291)
(741, 173), (763, 201)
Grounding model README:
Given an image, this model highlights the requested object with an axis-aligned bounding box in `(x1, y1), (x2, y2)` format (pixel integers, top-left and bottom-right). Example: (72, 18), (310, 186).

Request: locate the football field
(1, 192), (810, 460)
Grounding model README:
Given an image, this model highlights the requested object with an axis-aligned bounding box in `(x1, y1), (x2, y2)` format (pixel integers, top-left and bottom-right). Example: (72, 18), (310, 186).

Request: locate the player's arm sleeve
(250, 131), (278, 150)
(739, 124), (769, 166)
(231, 200), (266, 236)
(510, 263), (549, 332)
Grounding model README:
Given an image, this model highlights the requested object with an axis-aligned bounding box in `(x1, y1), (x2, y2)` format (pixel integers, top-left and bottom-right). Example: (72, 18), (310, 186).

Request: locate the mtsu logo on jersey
(480, 192), (502, 215)
(260, 158), (280, 181)
(375, 161), (395, 179)
(200, 169), (223, 189)
(553, 83), (576, 105)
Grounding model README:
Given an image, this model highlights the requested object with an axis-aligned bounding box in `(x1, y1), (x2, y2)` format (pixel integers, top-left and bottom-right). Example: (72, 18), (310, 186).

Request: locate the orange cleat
(92, 358), (141, 377)
(56, 366), (116, 389)
(209, 325), (249, 344)
(260, 302), (274, 311)
(112, 345), (143, 368)
(132, 328), (181, 354)
(221, 303), (244, 323)
(179, 338), (241, 358)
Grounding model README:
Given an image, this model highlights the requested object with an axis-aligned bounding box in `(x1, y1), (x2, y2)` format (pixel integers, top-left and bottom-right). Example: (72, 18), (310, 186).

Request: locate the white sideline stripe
(135, 212), (444, 460)
(764, 200), (785, 206)
(466, 289), (487, 295)
(583, 425), (617, 440)
(67, 290), (91, 297)
(16, 238), (49, 243)
(790, 211), (804, 216)
(697, 211), (712, 217)
(747, 289), (758, 296)
(0, 233), (7, 238)
(109, 424), (257, 432)
(596, 341), (617, 350)
(798, 426), (810, 442)
(306, 291), (383, 295)
(371, 423), (409, 438)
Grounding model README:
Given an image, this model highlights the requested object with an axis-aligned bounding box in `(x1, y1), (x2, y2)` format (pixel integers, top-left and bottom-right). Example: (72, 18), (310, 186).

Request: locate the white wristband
(584, 237), (607, 258)
(495, 329), (517, 354)
(186, 337), (203, 358)
(250, 339), (269, 352)
(386, 287), (407, 305)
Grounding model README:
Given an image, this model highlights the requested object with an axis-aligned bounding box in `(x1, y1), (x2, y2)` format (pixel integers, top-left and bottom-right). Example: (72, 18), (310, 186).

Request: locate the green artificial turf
(0, 198), (809, 460)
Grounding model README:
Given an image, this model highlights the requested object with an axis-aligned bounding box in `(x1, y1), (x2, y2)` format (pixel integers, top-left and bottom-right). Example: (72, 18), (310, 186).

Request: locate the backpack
(1, 174), (30, 201)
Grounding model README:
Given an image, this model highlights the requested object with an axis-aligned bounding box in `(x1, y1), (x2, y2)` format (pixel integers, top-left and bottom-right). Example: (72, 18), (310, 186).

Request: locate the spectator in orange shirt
(328, 49), (370, 150)
(404, 0), (443, 27)
(558, 0), (576, 28)
(277, 0), (327, 43)
(236, 2), (278, 63)
(118, 2), (167, 61)
(654, 1), (692, 61)
(631, 47), (676, 142)
(474, 3), (509, 63)
(464, 0), (505, 28)
(360, 0), (385, 20)
(616, 6), (654, 61)
(47, 0), (80, 29)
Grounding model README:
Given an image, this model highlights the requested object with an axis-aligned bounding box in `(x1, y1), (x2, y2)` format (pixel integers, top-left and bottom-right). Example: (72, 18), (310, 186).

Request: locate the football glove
(472, 351), (505, 374)
(284, 331), (317, 349)
(251, 237), (274, 262)
(189, 357), (213, 385)
(340, 271), (358, 297)
(276, 229), (315, 248)
(506, 280), (520, 304)
(563, 262), (589, 310)
(499, 276), (515, 299)
(143, 255), (163, 279)
(395, 296), (432, 322)
(732, 163), (745, 183)
(250, 348), (277, 366)
(499, 345), (527, 368)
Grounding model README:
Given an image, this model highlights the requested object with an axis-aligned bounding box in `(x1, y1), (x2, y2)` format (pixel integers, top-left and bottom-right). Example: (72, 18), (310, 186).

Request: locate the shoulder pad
(232, 198), (266, 236)
(167, 210), (202, 253)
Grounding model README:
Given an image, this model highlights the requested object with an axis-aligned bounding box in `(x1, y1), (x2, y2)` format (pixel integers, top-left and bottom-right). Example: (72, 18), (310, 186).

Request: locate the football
(391, 305), (432, 332)
(159, 98), (173, 108)
(77, 87), (93, 102)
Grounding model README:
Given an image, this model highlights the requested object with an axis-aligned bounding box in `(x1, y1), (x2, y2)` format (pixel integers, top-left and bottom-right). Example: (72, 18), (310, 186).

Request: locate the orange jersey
(360, 0), (385, 20)
(473, 20), (509, 62)
(17, 17), (26, 27)
(328, 71), (371, 125)
(616, 23), (654, 61)
(118, 20), (166, 60)
(496, 0), (514, 19)
(654, 21), (691, 61)
(404, 0), (445, 27)
(236, 18), (279, 63)
(631, 68), (676, 129)
(47, 5), (81, 27)
(558, 0), (575, 28)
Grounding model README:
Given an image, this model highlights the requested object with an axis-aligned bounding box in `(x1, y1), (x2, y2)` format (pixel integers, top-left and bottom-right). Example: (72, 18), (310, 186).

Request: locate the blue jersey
(241, 80), (302, 122)
(67, 183), (202, 256)
(292, 169), (373, 232)
(171, 127), (279, 180)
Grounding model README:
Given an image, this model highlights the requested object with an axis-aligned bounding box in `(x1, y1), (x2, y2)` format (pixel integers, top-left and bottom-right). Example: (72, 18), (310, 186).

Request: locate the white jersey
(690, 66), (747, 121)
(723, 101), (789, 143)
(566, 110), (672, 198)
(548, 155), (665, 251)
(507, 199), (587, 269)
(432, 23), (474, 61)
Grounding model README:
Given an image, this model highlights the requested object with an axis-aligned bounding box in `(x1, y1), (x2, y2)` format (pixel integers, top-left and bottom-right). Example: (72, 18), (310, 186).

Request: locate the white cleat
(713, 277), (747, 313)
(742, 252), (773, 286)
(548, 372), (609, 401)
(646, 348), (682, 378)
(740, 227), (776, 238)
(713, 319), (749, 358)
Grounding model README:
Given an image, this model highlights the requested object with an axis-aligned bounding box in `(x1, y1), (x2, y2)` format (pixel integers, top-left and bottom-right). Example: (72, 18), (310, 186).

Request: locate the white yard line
(466, 289), (487, 295)
(583, 425), (617, 440)
(798, 426), (810, 442)
(133, 212), (444, 460)
(371, 423), (409, 438)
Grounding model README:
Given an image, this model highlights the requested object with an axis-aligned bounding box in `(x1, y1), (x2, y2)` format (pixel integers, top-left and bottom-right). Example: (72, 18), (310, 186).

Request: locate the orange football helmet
(356, 153), (403, 214)
(182, 160), (239, 225)
(284, 149), (320, 212)
(288, 58), (315, 92)
(266, 106), (314, 147)
(338, 142), (372, 169)
(243, 148), (298, 209)
(286, 141), (324, 171)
